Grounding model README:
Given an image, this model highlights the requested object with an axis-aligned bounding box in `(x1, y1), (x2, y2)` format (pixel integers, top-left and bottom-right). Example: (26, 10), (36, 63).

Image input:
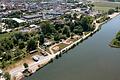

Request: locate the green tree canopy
(62, 25), (71, 37)
(27, 39), (37, 51)
(80, 16), (93, 31)
(40, 21), (55, 35)
(39, 33), (45, 45)
(18, 41), (25, 49)
(4, 72), (11, 80)
(108, 9), (115, 15)
(23, 63), (29, 69)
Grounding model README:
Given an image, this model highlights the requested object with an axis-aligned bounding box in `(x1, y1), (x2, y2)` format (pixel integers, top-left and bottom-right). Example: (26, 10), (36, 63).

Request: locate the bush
(108, 9), (115, 15)
(4, 72), (11, 80)
(19, 41), (25, 49)
(96, 20), (100, 23)
(60, 35), (67, 40)
(23, 63), (28, 69)
(54, 34), (60, 41)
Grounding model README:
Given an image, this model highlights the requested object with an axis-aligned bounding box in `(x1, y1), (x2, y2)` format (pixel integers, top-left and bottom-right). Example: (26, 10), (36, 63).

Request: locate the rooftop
(12, 18), (26, 23)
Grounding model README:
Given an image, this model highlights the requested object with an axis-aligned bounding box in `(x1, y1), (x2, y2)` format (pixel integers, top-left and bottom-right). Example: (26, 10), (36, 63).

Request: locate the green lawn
(51, 43), (68, 53)
(93, 2), (120, 12)
(93, 6), (114, 12)
(94, 2), (120, 7)
(59, 43), (69, 50)
(0, 31), (19, 41)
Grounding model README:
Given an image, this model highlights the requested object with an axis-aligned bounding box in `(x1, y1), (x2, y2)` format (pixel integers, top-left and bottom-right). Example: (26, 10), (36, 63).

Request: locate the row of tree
(108, 7), (120, 15)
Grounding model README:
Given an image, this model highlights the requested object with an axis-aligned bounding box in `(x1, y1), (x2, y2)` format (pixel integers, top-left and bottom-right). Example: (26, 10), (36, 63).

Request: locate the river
(25, 15), (120, 80)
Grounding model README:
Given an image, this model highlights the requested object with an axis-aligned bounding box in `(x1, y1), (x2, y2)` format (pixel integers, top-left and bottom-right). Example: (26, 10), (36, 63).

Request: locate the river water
(25, 15), (120, 80)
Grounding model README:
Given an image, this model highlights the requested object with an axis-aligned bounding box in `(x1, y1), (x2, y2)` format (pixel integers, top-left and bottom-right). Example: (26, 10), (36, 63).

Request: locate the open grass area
(94, 2), (120, 8)
(93, 2), (120, 12)
(0, 31), (19, 41)
(58, 43), (69, 50)
(93, 6), (114, 12)
(52, 43), (68, 53)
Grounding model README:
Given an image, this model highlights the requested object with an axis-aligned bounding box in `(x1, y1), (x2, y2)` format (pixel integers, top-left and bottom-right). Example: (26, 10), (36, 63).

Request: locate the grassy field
(52, 43), (69, 53)
(93, 2), (120, 12)
(93, 6), (114, 12)
(0, 31), (19, 41)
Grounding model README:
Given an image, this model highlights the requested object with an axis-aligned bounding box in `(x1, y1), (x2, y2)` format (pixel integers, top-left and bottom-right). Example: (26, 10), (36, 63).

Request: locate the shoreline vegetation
(110, 31), (120, 48)
(9, 12), (120, 80)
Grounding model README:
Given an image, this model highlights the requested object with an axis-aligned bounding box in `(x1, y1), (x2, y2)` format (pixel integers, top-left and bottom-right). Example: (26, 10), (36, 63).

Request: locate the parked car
(32, 55), (40, 62)
(41, 52), (48, 56)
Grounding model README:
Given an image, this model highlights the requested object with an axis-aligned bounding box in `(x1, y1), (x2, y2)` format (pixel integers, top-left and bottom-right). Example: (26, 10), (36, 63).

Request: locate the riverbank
(9, 12), (120, 80)
(109, 43), (120, 48)
(109, 34), (120, 48)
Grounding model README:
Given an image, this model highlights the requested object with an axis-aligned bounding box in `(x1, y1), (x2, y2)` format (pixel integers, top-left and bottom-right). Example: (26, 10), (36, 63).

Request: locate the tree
(112, 31), (120, 47)
(108, 9), (115, 15)
(116, 31), (120, 41)
(39, 33), (45, 45)
(54, 21), (64, 30)
(14, 49), (23, 57)
(54, 34), (60, 41)
(80, 16), (93, 31)
(4, 72), (11, 80)
(23, 63), (28, 69)
(73, 25), (83, 35)
(66, 30), (70, 37)
(13, 32), (29, 42)
(0, 61), (6, 68)
(62, 25), (71, 37)
(2, 51), (12, 61)
(18, 41), (25, 49)
(14, 32), (23, 40)
(70, 33), (74, 38)
(20, 22), (29, 27)
(2, 19), (19, 28)
(115, 6), (119, 12)
(0, 43), (5, 52)
(11, 20), (19, 28)
(27, 39), (37, 51)
(113, 39), (120, 46)
(40, 21), (55, 35)
(0, 27), (2, 33)
(73, 13), (77, 19)
(1, 38), (14, 50)
(12, 36), (18, 45)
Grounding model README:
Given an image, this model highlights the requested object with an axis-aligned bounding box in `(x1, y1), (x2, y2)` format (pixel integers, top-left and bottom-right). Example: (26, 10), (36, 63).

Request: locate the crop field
(93, 2), (120, 12)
